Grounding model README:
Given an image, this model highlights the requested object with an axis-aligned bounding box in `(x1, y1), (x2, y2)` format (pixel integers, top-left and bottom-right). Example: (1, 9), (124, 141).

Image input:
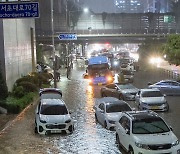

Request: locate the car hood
(141, 97), (166, 104)
(40, 114), (71, 123)
(133, 131), (177, 145)
(106, 112), (122, 121)
(122, 88), (138, 94)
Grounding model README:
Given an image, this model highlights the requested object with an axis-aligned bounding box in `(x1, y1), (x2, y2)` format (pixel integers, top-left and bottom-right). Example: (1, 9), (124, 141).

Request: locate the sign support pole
(51, 0), (57, 88)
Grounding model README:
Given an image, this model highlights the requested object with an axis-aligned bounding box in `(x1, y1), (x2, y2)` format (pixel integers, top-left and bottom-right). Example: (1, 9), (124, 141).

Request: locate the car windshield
(41, 94), (62, 99)
(142, 91), (163, 97)
(122, 71), (133, 75)
(106, 103), (132, 113)
(132, 118), (170, 134)
(117, 84), (135, 89)
(40, 105), (68, 115)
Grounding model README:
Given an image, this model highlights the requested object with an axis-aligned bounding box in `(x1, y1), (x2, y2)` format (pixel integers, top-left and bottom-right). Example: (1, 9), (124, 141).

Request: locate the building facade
(114, 0), (174, 13)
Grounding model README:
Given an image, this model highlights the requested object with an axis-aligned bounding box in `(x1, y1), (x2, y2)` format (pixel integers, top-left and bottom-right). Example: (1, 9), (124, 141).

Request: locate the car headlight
(39, 119), (47, 123)
(141, 102), (148, 106)
(135, 142), (150, 150)
(172, 140), (179, 147)
(65, 119), (71, 123)
(108, 120), (116, 124)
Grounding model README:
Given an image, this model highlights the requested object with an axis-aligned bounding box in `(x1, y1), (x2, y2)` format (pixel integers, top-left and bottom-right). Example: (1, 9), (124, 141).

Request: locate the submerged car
(101, 83), (139, 100)
(39, 88), (62, 99)
(35, 98), (74, 135)
(93, 97), (133, 130)
(148, 80), (180, 96)
(135, 88), (169, 112)
(121, 70), (134, 83)
(115, 110), (180, 154)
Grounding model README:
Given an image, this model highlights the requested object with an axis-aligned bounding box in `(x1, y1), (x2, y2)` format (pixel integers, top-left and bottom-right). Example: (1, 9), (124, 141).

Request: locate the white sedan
(93, 97), (133, 130)
(135, 88), (169, 112)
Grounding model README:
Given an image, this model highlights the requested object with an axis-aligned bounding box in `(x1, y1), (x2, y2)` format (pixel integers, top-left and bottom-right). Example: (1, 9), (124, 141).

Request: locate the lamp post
(50, 0), (57, 88)
(68, 8), (89, 32)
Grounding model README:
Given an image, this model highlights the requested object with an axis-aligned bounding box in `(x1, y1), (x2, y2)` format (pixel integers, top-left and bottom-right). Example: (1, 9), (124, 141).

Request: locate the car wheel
(34, 126), (38, 134)
(101, 92), (106, 97)
(119, 94), (124, 100)
(68, 125), (74, 134)
(128, 147), (134, 154)
(104, 121), (107, 129)
(116, 133), (121, 149)
(95, 113), (98, 123)
(34, 121), (38, 134)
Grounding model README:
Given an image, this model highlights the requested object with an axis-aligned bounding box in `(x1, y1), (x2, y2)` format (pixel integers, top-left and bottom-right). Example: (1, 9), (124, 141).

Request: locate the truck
(86, 56), (114, 85)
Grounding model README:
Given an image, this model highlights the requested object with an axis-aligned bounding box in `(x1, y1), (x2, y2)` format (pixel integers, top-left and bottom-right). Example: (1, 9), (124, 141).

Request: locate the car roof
(97, 97), (129, 105)
(39, 88), (62, 96)
(157, 79), (178, 83)
(123, 111), (160, 121)
(97, 97), (119, 102)
(140, 88), (160, 92)
(40, 99), (65, 106)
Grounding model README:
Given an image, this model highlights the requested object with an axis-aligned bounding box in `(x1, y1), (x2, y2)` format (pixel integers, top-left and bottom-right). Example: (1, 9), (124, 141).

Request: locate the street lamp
(50, 0), (57, 88)
(68, 7), (89, 32)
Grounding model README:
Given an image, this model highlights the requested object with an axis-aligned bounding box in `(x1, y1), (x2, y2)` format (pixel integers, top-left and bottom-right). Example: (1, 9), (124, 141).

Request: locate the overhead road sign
(0, 2), (39, 19)
(58, 33), (77, 40)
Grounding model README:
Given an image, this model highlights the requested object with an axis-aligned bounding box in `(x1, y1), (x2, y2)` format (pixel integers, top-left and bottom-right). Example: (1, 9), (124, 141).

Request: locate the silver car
(135, 88), (169, 112)
(93, 97), (133, 130)
(148, 80), (180, 96)
(101, 83), (139, 100)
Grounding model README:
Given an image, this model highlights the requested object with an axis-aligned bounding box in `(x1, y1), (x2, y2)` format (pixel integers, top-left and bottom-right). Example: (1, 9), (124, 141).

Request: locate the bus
(86, 56), (114, 85)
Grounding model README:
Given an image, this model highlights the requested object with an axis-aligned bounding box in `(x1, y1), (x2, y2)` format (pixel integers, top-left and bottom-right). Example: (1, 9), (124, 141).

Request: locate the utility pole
(51, 0), (57, 88)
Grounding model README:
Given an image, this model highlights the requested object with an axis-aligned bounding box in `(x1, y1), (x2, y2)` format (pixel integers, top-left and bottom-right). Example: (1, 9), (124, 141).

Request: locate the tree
(162, 35), (180, 65)
(67, 0), (81, 30)
(0, 67), (8, 100)
(102, 12), (107, 28)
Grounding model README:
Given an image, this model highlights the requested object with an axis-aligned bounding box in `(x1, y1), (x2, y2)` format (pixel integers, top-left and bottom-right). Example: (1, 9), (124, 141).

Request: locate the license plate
(151, 106), (159, 110)
(98, 83), (102, 86)
(51, 130), (61, 133)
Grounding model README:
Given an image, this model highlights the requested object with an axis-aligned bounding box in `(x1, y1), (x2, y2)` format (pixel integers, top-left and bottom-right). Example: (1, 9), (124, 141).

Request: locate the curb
(0, 97), (39, 135)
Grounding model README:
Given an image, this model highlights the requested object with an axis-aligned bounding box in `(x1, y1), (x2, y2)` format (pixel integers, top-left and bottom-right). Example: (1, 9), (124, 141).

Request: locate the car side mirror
(83, 73), (89, 79)
(163, 94), (167, 97)
(125, 129), (130, 135)
(169, 126), (173, 131)
(148, 82), (152, 85)
(132, 108), (136, 111)
(100, 109), (104, 113)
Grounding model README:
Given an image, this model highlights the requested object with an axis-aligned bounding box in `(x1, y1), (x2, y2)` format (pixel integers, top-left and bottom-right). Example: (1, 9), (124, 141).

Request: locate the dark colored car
(101, 83), (139, 100)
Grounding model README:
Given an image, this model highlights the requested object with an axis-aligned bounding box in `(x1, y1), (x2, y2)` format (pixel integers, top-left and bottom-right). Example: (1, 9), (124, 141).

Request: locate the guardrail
(159, 68), (180, 80)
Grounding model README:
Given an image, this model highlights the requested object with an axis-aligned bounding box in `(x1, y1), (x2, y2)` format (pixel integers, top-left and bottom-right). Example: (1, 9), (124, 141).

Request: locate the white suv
(115, 111), (180, 154)
(35, 98), (74, 135)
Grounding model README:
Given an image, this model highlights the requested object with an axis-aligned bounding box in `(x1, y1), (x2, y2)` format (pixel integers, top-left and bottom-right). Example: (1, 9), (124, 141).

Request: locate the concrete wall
(0, 20), (6, 79)
(3, 19), (36, 91)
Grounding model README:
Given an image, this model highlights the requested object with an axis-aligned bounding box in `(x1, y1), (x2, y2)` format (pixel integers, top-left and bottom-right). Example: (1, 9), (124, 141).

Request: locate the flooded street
(0, 61), (180, 154)
(45, 65), (121, 154)
(44, 62), (180, 154)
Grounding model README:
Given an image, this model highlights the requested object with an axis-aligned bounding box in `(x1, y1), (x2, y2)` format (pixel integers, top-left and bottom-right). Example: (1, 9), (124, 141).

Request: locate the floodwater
(45, 62), (180, 154)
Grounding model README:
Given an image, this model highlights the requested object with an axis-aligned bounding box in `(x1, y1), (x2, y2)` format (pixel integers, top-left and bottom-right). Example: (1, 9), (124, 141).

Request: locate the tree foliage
(162, 35), (180, 65)
(0, 67), (8, 100)
(102, 12), (107, 26)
